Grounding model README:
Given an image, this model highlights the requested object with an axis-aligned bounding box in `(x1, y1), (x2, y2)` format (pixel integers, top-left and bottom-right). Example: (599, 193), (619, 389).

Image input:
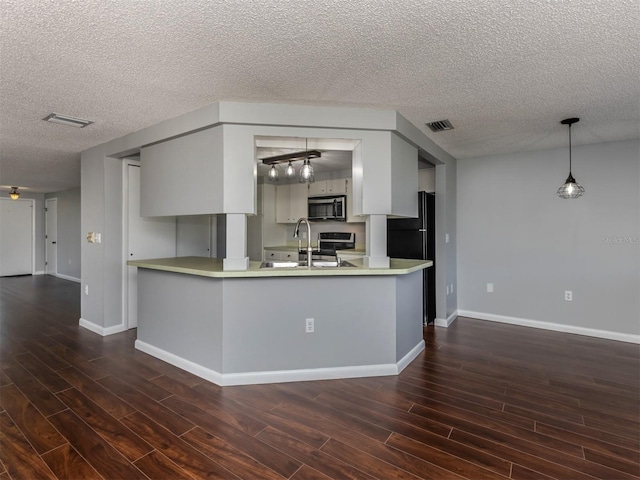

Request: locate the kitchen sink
(260, 260), (356, 269)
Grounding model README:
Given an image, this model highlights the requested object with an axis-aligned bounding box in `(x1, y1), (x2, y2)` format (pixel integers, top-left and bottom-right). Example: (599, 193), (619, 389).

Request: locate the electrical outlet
(445, 233), (450, 243)
(84, 285), (89, 295)
(487, 283), (494, 293)
(305, 318), (314, 333)
(565, 290), (572, 301)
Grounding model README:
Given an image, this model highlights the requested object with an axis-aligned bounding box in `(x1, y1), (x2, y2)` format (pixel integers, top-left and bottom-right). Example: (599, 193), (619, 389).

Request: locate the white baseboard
(457, 310), (640, 344)
(135, 339), (426, 387)
(55, 273), (81, 283)
(135, 340), (224, 385)
(396, 340), (426, 373)
(79, 318), (127, 337)
(435, 310), (458, 328)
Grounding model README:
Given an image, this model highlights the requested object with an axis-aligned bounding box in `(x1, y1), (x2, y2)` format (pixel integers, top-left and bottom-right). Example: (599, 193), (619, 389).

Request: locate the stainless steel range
(299, 232), (355, 261)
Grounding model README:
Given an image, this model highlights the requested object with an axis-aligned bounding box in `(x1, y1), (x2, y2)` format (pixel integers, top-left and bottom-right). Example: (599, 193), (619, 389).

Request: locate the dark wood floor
(1, 275), (638, 480)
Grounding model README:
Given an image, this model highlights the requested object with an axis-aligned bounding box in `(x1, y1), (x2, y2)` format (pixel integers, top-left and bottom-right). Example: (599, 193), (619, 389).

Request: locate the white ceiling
(1, 0), (638, 194)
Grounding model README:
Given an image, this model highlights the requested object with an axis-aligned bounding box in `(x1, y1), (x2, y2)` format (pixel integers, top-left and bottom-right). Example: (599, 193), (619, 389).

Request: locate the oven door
(308, 196), (346, 221)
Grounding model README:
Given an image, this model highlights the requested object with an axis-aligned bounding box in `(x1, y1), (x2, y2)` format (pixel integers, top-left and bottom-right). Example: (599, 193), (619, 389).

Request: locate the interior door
(0, 198), (33, 276)
(126, 163), (176, 329)
(45, 198), (58, 275)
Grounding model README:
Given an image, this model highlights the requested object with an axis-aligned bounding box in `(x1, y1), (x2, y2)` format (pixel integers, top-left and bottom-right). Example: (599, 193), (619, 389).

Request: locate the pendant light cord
(568, 123), (572, 174)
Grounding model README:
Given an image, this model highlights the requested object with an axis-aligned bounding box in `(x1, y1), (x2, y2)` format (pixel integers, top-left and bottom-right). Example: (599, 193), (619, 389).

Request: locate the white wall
(457, 139), (639, 339)
(0, 191), (45, 273)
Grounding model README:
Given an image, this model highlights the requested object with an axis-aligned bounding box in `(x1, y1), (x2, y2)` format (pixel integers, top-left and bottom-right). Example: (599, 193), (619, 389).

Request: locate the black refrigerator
(387, 191), (436, 324)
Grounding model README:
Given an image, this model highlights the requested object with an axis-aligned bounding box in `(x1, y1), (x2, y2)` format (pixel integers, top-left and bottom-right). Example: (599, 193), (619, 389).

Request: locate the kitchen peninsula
(129, 256), (431, 386)
(81, 101), (454, 386)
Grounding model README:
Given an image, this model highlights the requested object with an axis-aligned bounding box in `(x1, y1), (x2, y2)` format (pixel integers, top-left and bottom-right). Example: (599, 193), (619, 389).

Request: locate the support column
(364, 214), (389, 268)
(223, 214), (249, 271)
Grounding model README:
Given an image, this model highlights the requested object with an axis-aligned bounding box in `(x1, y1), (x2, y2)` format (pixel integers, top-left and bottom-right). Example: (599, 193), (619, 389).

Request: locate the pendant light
(557, 118), (585, 199)
(299, 138), (315, 183)
(9, 186), (20, 200)
(284, 161), (296, 178)
(267, 165), (279, 182)
(299, 157), (315, 183)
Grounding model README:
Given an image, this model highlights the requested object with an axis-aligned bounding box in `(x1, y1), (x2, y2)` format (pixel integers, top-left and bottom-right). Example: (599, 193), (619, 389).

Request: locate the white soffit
(1, 0), (638, 192)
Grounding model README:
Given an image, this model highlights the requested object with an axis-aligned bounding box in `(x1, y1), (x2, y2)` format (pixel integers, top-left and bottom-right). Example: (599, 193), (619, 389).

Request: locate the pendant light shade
(557, 172), (585, 199)
(9, 186), (20, 200)
(557, 118), (585, 199)
(285, 161), (296, 178)
(267, 165), (279, 181)
(299, 158), (315, 183)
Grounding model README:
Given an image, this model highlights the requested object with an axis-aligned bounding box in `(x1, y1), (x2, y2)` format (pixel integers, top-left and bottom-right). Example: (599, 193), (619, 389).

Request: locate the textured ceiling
(1, 0), (638, 193)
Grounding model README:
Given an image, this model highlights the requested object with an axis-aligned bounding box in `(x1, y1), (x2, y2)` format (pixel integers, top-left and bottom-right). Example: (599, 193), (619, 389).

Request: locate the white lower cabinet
(263, 249), (298, 261)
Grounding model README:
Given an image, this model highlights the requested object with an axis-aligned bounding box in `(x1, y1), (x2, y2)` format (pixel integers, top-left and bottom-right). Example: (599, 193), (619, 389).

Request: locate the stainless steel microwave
(308, 195), (347, 221)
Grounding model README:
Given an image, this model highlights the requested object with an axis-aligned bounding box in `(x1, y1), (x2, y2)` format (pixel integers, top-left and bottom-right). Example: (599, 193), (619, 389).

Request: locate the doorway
(0, 198), (34, 276)
(123, 160), (177, 329)
(45, 198), (58, 275)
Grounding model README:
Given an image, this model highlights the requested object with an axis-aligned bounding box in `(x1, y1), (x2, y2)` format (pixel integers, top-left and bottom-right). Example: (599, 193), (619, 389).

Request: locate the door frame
(0, 197), (36, 275)
(45, 197), (58, 275)
(122, 158), (139, 330)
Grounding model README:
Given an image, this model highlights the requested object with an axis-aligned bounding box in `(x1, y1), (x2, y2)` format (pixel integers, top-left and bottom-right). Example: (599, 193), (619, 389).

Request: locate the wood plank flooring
(1, 274), (638, 479)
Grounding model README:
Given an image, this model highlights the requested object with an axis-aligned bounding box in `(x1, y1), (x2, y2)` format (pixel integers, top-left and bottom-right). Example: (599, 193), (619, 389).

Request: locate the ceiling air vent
(426, 119), (454, 132)
(43, 113), (93, 128)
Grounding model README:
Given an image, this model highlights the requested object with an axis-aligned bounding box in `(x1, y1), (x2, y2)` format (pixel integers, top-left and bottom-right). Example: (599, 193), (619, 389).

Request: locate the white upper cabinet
(346, 179), (363, 223)
(308, 178), (347, 197)
(326, 178), (347, 194)
(276, 183), (308, 223)
(307, 181), (327, 197)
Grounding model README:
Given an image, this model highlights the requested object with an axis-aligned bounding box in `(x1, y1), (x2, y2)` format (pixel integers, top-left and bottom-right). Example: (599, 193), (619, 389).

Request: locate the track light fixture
(262, 139), (319, 183)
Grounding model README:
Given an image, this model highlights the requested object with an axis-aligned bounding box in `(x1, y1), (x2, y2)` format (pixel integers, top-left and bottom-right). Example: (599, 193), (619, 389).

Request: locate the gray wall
(81, 145), (125, 330)
(395, 270), (424, 361)
(0, 191), (45, 273)
(140, 127), (225, 217)
(46, 187), (81, 280)
(457, 139), (639, 336)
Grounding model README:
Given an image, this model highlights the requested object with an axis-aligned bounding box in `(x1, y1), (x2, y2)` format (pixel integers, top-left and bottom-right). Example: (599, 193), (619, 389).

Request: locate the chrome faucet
(294, 218), (313, 267)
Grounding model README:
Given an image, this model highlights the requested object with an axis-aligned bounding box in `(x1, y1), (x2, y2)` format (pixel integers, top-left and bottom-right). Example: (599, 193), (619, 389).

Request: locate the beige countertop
(128, 256), (432, 278)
